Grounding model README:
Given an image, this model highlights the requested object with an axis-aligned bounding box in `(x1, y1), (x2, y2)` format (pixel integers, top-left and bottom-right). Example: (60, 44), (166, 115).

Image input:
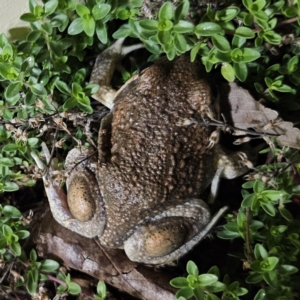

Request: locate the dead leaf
(222, 82), (300, 150)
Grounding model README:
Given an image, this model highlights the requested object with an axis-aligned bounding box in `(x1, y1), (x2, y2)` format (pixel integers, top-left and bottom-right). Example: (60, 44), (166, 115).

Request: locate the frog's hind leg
(123, 199), (227, 264)
(32, 143), (106, 238)
(90, 38), (144, 109)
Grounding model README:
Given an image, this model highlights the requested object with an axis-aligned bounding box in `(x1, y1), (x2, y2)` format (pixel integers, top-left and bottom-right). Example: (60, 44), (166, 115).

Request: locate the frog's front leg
(32, 143), (105, 238)
(90, 38), (143, 109)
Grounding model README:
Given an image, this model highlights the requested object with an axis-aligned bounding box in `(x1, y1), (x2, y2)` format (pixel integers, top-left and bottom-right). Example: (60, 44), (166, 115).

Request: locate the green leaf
(157, 30), (171, 45)
(260, 257), (279, 272)
(38, 69), (50, 86)
(0, 63), (18, 79)
(5, 82), (21, 101)
(30, 249), (38, 262)
(279, 207), (293, 221)
(232, 36), (246, 48)
(254, 289), (267, 300)
(82, 17), (95, 37)
(263, 31), (281, 45)
(27, 138), (39, 148)
(0, 158), (15, 167)
(2, 109), (13, 121)
(41, 22), (53, 35)
(234, 62), (248, 82)
(173, 20), (194, 33)
(92, 4), (111, 20)
(144, 40), (160, 54)
(3, 224), (14, 238)
(158, 20), (173, 32)
(3, 182), (19, 192)
(3, 205), (21, 218)
(68, 281), (81, 295)
(261, 203), (276, 216)
(174, 0), (189, 22)
(139, 20), (159, 31)
(40, 259), (60, 272)
(217, 230), (241, 239)
(246, 272), (263, 284)
(176, 287), (194, 299)
(55, 80), (71, 95)
(26, 269), (39, 295)
(21, 57), (35, 75)
(235, 27), (255, 38)
(76, 4), (90, 18)
(197, 274), (218, 286)
(68, 18), (84, 35)
(16, 230), (30, 239)
(158, 2), (173, 21)
(221, 63), (235, 82)
(195, 22), (223, 36)
(31, 83), (47, 96)
(212, 35), (231, 52)
(251, 0), (266, 12)
(51, 13), (69, 31)
(206, 281), (225, 293)
(231, 47), (261, 63)
(254, 244), (268, 260)
(194, 286), (204, 300)
(77, 96), (93, 113)
(96, 281), (106, 298)
(2, 143), (18, 152)
(44, 0), (58, 16)
(280, 264), (298, 275)
(174, 33), (186, 53)
(20, 13), (38, 22)
(170, 277), (189, 288)
(112, 24), (132, 38)
(262, 271), (277, 286)
(253, 180), (264, 193)
(116, 9), (130, 20)
(187, 261), (198, 276)
(10, 241), (21, 256)
(63, 97), (77, 110)
(95, 22), (108, 44)
(216, 6), (240, 22)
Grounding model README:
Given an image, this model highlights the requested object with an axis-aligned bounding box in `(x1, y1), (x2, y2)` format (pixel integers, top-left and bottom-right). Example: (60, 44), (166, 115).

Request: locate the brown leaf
(223, 82), (300, 149)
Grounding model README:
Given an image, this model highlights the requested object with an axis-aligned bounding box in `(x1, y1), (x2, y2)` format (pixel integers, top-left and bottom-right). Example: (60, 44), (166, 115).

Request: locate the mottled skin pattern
(40, 42), (250, 264)
(99, 56), (216, 247)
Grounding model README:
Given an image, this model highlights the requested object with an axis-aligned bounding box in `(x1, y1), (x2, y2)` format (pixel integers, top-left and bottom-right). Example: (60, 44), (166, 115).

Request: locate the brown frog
(34, 40), (250, 264)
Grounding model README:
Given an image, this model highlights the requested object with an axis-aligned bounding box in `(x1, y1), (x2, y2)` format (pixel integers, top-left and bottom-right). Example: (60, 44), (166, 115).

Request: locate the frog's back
(99, 55), (217, 247)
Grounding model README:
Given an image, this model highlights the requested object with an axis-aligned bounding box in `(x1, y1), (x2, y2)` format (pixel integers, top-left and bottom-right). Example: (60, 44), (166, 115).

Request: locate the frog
(33, 39), (251, 265)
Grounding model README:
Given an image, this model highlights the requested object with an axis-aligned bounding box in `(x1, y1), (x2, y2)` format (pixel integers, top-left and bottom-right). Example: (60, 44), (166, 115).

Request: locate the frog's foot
(214, 144), (256, 180)
(207, 144), (256, 204)
(207, 129), (220, 149)
(90, 38), (144, 109)
(123, 199), (227, 264)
